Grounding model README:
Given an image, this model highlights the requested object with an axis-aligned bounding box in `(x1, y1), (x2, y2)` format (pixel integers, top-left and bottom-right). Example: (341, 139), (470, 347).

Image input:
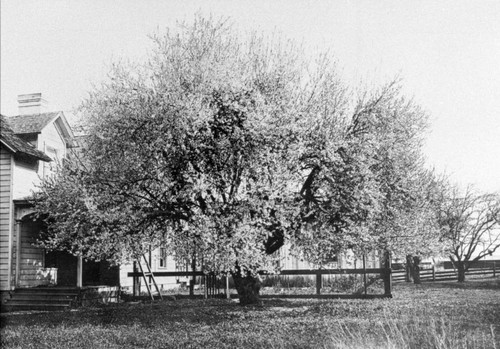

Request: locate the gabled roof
(8, 112), (65, 134)
(0, 115), (52, 162)
(6, 112), (61, 134)
(7, 111), (75, 147)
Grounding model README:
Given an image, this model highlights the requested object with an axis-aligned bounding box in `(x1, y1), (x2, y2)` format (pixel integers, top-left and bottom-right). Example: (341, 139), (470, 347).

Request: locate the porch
(11, 202), (119, 290)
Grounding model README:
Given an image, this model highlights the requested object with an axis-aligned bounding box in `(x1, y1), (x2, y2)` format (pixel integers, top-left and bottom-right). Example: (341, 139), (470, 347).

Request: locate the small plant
(261, 275), (315, 289)
(324, 275), (359, 292)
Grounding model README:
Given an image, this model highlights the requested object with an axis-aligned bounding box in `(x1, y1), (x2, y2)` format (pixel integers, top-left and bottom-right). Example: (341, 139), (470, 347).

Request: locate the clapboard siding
(0, 215), (11, 223)
(0, 145), (13, 290)
(12, 161), (40, 200)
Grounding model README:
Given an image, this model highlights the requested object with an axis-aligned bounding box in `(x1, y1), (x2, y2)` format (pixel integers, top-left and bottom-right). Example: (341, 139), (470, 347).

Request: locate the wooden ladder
(137, 254), (163, 301)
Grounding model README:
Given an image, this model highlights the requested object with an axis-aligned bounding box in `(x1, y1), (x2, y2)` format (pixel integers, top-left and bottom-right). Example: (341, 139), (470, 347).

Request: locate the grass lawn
(1, 278), (499, 349)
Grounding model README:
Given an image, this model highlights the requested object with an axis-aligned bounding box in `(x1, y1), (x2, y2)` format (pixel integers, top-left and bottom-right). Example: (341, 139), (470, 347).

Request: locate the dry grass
(1, 278), (499, 348)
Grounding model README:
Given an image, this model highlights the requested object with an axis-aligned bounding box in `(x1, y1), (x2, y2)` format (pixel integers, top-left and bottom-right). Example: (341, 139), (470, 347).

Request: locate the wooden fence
(128, 266), (393, 299)
(393, 263), (497, 283)
(128, 258), (498, 300)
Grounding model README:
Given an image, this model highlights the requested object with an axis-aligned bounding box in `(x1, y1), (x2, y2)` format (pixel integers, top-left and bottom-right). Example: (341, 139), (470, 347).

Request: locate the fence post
(383, 250), (392, 297)
(203, 275), (208, 299)
(494, 261), (496, 278)
(405, 255), (412, 283)
(363, 254), (367, 296)
(133, 261), (138, 298)
(148, 249), (153, 292)
(189, 257), (196, 297)
(432, 265), (436, 281)
(226, 274), (230, 299)
(316, 271), (322, 295)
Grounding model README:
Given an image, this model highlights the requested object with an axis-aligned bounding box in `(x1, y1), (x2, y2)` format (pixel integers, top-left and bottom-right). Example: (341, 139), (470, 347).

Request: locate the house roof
(0, 115), (52, 162)
(7, 112), (61, 134)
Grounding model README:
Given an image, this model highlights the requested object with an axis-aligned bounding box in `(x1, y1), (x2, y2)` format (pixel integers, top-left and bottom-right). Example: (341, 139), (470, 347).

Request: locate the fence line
(128, 266), (393, 299)
(393, 264), (497, 283)
(125, 260), (498, 300)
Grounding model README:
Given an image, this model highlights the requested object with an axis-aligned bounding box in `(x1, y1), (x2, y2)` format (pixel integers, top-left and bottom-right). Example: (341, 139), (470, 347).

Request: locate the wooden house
(0, 94), (122, 305)
(1, 111), (52, 297)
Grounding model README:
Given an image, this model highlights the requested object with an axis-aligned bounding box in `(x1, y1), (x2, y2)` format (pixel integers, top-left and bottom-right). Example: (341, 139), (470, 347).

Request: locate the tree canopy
(35, 17), (435, 301)
(436, 185), (500, 282)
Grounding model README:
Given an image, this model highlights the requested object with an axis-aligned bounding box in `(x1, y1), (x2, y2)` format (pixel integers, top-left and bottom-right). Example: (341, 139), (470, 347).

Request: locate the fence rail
(126, 268), (386, 278)
(393, 264), (497, 283)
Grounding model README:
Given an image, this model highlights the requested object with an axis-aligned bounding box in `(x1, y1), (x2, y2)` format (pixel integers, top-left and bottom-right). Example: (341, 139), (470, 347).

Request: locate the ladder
(136, 254), (163, 301)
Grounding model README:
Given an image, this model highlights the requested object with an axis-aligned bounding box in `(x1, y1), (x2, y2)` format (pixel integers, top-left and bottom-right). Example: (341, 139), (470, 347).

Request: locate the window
(43, 145), (60, 178)
(159, 248), (168, 269)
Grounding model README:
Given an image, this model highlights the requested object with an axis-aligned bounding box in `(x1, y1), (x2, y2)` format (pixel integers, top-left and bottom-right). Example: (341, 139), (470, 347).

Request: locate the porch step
(6, 295), (77, 303)
(3, 287), (80, 312)
(2, 303), (72, 312)
(14, 287), (80, 294)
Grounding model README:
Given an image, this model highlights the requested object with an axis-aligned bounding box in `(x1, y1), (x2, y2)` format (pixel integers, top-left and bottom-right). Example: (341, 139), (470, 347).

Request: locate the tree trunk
(457, 262), (466, 283)
(412, 256), (421, 284)
(189, 255), (196, 296)
(231, 269), (262, 306)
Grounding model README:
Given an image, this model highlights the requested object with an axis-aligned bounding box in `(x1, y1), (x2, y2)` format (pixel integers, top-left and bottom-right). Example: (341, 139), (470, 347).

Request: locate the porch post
(77, 256), (83, 288)
(15, 220), (21, 287)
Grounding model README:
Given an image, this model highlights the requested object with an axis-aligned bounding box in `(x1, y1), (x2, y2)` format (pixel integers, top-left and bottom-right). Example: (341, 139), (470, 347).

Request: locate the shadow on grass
(0, 297), (329, 329)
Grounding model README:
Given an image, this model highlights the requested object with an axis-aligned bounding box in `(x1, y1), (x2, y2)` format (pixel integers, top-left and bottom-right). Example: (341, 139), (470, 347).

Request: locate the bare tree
(438, 185), (500, 282)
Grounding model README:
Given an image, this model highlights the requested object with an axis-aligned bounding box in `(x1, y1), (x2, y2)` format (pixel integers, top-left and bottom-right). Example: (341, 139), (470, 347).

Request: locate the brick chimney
(18, 93), (48, 115)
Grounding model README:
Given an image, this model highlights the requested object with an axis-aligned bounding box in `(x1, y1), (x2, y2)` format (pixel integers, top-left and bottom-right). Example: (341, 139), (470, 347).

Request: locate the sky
(1, 0), (499, 193)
